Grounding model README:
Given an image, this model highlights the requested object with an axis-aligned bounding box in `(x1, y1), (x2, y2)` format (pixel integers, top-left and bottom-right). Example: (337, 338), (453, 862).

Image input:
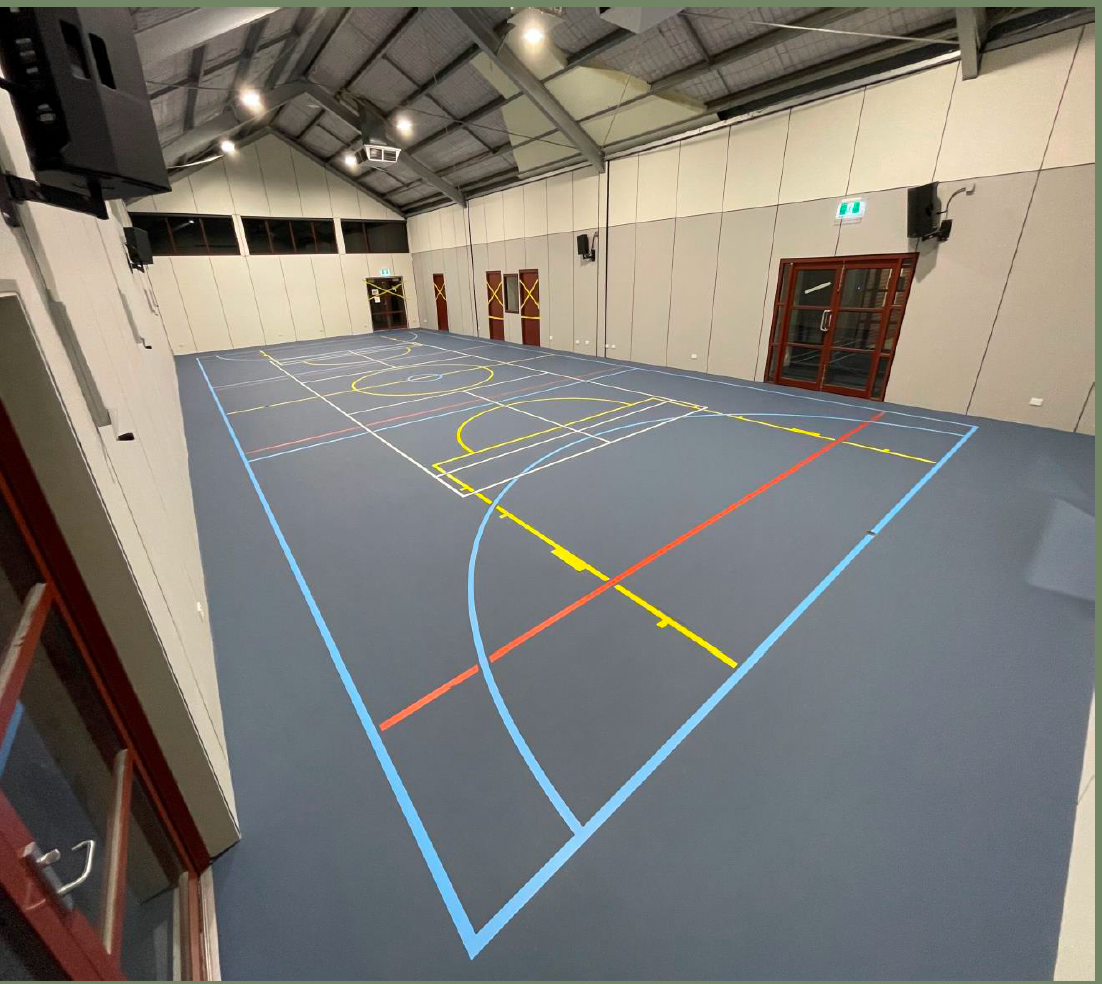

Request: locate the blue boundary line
(196, 358), (481, 957)
(198, 349), (977, 960)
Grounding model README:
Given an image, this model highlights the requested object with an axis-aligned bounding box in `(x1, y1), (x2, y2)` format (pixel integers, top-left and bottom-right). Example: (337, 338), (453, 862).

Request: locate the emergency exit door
(765, 253), (916, 400)
(519, 269), (539, 346)
(432, 274), (449, 332)
(485, 271), (504, 341)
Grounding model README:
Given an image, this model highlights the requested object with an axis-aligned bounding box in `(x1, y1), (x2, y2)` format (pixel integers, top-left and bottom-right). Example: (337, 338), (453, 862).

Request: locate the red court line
(378, 411), (884, 732)
(244, 370), (613, 455)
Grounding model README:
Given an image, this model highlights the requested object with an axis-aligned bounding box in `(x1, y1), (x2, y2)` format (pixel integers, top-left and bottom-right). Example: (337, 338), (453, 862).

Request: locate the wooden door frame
(518, 268), (540, 347)
(432, 273), (449, 332)
(766, 252), (917, 401)
(0, 400), (209, 979)
(485, 271), (504, 341)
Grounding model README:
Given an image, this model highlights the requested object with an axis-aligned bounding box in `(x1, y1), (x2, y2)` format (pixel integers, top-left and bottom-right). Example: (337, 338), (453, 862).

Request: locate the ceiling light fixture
(522, 25), (545, 45)
(395, 116), (412, 134)
(219, 139), (236, 154)
(343, 152), (358, 168)
(240, 89), (263, 110)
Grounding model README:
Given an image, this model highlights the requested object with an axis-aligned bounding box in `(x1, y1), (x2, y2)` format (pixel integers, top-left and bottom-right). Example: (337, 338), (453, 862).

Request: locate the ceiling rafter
(183, 46), (206, 131)
(224, 18), (267, 111)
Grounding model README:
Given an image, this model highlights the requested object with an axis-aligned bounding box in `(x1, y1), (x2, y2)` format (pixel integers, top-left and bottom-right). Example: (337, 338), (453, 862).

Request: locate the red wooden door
(519, 269), (540, 346)
(0, 401), (208, 979)
(766, 253), (915, 401)
(485, 271), (504, 341)
(432, 274), (449, 332)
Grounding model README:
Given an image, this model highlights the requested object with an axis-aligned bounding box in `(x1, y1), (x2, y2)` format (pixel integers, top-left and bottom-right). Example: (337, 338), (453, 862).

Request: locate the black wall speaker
(0, 7), (170, 199)
(124, 225), (153, 268)
(907, 182), (938, 239)
(576, 233), (590, 257)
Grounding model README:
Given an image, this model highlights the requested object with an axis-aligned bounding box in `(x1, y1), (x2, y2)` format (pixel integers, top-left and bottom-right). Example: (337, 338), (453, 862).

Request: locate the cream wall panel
(755, 198), (841, 373)
(391, 252), (419, 327)
(667, 214), (722, 370)
(504, 238), (525, 343)
(455, 248), (476, 335)
(636, 145), (679, 223)
(572, 169), (599, 231)
(1044, 26), (1095, 169)
(365, 252), (395, 278)
(835, 187), (911, 255)
(292, 153), (331, 217)
(469, 198), (487, 245)
(676, 129), (729, 217)
(630, 219), (675, 366)
(145, 262), (196, 354)
(1076, 385), (1095, 436)
(453, 207), (469, 248)
(503, 186), (525, 240)
(170, 258), (232, 352)
(603, 223), (636, 360)
(153, 176), (197, 213)
(723, 111), (789, 211)
(470, 244), (488, 335)
(358, 194), (395, 221)
(779, 91), (862, 204)
(441, 206), (459, 249)
(340, 255), (371, 334)
(969, 166), (1094, 430)
(707, 206), (777, 380)
(608, 155), (639, 227)
(410, 252), (431, 330)
(440, 249), (459, 332)
(935, 29), (1078, 181)
(210, 257), (264, 349)
(247, 256), (297, 344)
(887, 171), (1035, 413)
(572, 252), (598, 354)
(311, 255), (352, 337)
(484, 192), (505, 243)
(188, 161), (234, 214)
(257, 138), (302, 216)
(546, 172), (573, 234)
(280, 258), (323, 339)
(326, 172), (360, 221)
(546, 233), (574, 351)
(226, 144), (270, 216)
(426, 209), (443, 252)
(848, 64), (957, 193)
(523, 180), (548, 237)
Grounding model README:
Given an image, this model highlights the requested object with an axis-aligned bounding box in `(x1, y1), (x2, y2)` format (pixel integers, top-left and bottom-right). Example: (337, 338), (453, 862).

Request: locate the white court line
(464, 407), (700, 497)
(346, 371), (549, 416)
(462, 389), (613, 447)
(257, 353), (463, 498)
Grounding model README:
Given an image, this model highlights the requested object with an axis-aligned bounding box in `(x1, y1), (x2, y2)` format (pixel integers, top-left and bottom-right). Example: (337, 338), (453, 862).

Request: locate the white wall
(0, 97), (237, 851)
(407, 25), (1095, 433)
(130, 134), (420, 354)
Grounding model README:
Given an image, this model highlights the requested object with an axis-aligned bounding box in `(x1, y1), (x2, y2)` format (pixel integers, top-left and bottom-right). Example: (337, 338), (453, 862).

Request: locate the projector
(355, 142), (401, 168)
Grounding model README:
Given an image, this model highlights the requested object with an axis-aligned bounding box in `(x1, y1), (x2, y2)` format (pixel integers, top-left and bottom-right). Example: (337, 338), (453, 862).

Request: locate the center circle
(407, 372), (443, 382)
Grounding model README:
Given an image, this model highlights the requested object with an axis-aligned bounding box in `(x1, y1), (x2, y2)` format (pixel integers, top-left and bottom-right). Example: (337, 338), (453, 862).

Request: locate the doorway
(519, 269), (540, 347)
(764, 253), (916, 400)
(485, 271), (504, 341)
(365, 277), (407, 331)
(431, 274), (449, 332)
(0, 400), (208, 980)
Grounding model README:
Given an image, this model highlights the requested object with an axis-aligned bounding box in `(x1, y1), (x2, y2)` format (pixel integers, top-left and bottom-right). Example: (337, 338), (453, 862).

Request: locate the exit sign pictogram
(836, 198), (866, 222)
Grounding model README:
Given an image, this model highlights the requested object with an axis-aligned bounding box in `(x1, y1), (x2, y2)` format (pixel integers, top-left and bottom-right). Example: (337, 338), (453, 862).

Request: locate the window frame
(339, 219), (409, 254)
(503, 273), (520, 314)
(242, 217), (338, 255)
(128, 212), (239, 257)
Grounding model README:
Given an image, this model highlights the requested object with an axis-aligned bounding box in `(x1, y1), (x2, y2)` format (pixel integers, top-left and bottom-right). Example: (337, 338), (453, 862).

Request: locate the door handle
(23, 839), (96, 902)
(820, 310), (830, 332)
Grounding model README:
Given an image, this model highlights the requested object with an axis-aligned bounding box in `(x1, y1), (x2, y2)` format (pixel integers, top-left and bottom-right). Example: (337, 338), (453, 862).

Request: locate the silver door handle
(820, 310), (830, 332)
(55, 839), (95, 897)
(26, 839), (95, 899)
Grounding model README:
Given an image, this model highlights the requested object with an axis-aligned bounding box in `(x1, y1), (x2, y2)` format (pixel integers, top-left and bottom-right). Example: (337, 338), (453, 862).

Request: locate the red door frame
(519, 269), (540, 347)
(0, 399), (209, 979)
(432, 274), (449, 332)
(485, 271), (505, 341)
(765, 252), (917, 401)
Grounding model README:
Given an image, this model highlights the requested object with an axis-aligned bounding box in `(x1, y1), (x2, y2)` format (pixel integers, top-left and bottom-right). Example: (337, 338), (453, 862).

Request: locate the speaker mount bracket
(0, 173), (107, 228)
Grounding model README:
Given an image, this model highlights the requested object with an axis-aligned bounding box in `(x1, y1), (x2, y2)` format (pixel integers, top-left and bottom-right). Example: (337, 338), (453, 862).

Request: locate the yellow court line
(434, 472), (736, 669)
(448, 397), (642, 459)
(731, 415), (935, 464)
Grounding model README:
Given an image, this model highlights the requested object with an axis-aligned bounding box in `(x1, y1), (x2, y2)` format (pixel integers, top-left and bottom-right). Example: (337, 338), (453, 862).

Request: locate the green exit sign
(379, 267), (391, 276)
(836, 198), (866, 221)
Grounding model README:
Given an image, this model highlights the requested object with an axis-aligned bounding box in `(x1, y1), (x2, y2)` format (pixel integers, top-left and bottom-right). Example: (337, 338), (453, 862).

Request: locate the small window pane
(267, 220), (293, 254)
(787, 308), (828, 345)
(287, 220), (314, 253)
(780, 345), (821, 383)
(164, 215), (205, 254)
(120, 778), (187, 981)
(823, 349), (874, 390)
(341, 220), (367, 253)
(793, 268), (835, 304)
(313, 220), (337, 254)
(765, 346), (778, 381)
(200, 216), (238, 255)
(831, 310), (882, 350)
(366, 220), (408, 253)
(242, 218), (271, 254)
(129, 214), (171, 255)
(840, 267), (891, 308)
(883, 308), (903, 352)
(504, 273), (519, 313)
(872, 356), (891, 400)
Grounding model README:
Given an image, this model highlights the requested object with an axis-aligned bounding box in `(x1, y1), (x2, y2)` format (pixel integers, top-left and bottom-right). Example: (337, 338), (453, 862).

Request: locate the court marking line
(730, 414), (936, 464)
(457, 395), (619, 453)
(489, 412), (886, 665)
(196, 356), (480, 957)
(465, 422), (978, 957)
(255, 352), (463, 497)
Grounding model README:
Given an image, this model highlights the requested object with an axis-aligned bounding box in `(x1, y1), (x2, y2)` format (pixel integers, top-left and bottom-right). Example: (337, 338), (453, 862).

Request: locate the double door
(765, 253), (915, 400)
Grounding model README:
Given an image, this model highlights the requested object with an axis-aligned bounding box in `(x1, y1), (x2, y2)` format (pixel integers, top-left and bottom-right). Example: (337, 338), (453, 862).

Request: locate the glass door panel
(792, 267), (836, 304)
(780, 345), (824, 383)
(823, 350), (876, 390)
(786, 308), (830, 345)
(839, 266), (892, 307)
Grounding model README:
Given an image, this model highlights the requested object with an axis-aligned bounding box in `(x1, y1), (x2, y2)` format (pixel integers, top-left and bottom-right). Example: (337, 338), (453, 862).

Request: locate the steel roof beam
(135, 7), (277, 66)
(451, 7), (604, 173)
(956, 7), (988, 79)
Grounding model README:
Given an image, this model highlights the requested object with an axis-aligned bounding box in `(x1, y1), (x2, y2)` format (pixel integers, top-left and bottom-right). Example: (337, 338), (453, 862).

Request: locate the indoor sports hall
(0, 6), (1093, 981)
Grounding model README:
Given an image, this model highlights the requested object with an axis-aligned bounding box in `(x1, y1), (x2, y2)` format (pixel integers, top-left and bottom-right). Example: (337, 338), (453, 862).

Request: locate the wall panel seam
(752, 114), (791, 380)
(837, 88), (867, 254)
